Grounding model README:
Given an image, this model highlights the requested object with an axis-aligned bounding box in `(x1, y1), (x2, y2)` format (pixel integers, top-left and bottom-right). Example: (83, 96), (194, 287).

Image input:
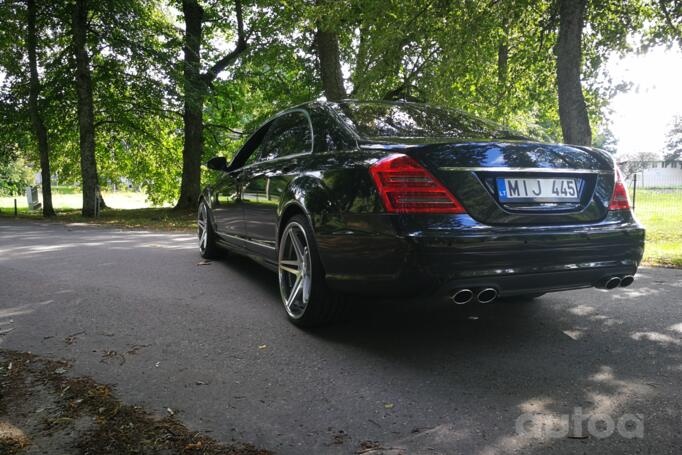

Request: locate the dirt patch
(0, 350), (271, 455)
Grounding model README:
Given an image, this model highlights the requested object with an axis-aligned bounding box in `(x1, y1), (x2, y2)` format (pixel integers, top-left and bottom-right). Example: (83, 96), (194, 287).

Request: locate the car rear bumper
(318, 211), (645, 298)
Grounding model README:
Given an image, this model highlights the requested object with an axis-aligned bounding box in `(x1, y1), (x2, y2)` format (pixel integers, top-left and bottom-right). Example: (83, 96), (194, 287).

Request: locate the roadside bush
(0, 158), (34, 196)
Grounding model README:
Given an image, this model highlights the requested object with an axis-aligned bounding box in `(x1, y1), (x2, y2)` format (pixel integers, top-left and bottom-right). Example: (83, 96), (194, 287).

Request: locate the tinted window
(336, 102), (527, 140)
(231, 122), (271, 169)
(310, 109), (356, 152)
(259, 112), (312, 161)
(244, 133), (267, 167)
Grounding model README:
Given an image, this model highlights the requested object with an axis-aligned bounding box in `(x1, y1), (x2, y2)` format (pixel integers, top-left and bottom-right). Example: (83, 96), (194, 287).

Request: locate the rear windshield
(335, 101), (527, 141)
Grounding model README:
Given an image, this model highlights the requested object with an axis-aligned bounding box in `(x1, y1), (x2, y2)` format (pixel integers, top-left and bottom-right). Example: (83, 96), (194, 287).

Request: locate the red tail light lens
(608, 166), (631, 210)
(369, 154), (466, 214)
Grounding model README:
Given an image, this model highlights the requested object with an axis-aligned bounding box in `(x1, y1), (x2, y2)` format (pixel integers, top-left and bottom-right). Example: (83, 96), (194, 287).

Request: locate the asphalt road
(1, 218), (681, 454)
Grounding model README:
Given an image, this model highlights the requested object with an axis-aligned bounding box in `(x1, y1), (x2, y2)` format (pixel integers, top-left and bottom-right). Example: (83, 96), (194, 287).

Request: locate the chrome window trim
(258, 108), (314, 160)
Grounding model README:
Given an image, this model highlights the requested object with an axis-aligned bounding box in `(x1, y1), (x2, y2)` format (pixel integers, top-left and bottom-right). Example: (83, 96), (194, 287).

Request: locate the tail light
(369, 154), (466, 214)
(608, 166), (631, 210)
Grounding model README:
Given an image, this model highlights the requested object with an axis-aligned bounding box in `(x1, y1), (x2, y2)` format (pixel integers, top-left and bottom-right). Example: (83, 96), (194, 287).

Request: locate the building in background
(618, 160), (682, 188)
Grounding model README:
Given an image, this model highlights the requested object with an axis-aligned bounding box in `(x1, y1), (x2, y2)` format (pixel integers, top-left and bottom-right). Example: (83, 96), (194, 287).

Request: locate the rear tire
(197, 200), (220, 259)
(278, 215), (347, 327)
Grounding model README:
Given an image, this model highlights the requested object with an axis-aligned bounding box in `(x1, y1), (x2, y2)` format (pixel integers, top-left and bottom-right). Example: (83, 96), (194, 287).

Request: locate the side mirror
(207, 156), (228, 171)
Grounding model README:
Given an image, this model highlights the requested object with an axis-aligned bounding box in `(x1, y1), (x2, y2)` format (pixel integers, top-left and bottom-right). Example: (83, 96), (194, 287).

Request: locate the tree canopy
(0, 0), (679, 214)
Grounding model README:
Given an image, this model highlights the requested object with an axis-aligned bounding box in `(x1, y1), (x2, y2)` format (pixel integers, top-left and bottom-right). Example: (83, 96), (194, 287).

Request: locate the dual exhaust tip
(451, 275), (635, 303)
(451, 287), (497, 305)
(601, 275), (635, 290)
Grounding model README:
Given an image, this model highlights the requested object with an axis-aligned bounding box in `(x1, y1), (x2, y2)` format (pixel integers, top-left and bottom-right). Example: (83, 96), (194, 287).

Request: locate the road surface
(1, 218), (681, 454)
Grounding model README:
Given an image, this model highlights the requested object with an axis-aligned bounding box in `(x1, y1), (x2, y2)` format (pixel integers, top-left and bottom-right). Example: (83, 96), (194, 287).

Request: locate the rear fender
(277, 175), (337, 242)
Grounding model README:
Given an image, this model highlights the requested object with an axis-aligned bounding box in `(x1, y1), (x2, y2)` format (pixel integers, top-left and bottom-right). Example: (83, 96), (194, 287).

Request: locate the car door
(241, 110), (313, 261)
(212, 122), (271, 245)
(211, 171), (244, 244)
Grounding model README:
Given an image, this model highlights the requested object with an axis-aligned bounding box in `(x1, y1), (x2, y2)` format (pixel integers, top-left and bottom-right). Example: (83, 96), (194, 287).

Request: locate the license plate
(497, 177), (581, 202)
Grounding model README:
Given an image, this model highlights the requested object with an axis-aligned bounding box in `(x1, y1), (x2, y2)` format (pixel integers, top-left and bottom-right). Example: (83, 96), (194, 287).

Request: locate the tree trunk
(26, 0), (55, 217)
(316, 29), (346, 101)
(175, 0), (247, 210)
(175, 0), (205, 210)
(556, 0), (592, 146)
(72, 0), (101, 216)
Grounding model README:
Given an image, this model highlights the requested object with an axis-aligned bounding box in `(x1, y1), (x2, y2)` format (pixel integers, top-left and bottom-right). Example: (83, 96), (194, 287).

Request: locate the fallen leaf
(51, 417), (74, 426)
(562, 329), (583, 341)
(64, 330), (86, 345)
(126, 344), (150, 355)
(185, 441), (204, 449)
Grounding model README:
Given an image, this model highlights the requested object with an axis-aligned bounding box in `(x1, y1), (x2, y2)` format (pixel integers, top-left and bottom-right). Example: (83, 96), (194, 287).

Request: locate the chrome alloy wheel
(278, 222), (313, 319)
(197, 203), (208, 254)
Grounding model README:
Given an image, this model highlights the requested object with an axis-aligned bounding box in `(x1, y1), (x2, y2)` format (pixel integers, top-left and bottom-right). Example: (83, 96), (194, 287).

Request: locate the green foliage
(0, 157), (34, 196)
(664, 116), (682, 162)
(593, 123), (619, 153)
(1, 0), (681, 209)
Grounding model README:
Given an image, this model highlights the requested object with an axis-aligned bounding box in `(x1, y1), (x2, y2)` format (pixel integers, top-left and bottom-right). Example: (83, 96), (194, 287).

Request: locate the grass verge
(0, 208), (195, 232)
(631, 189), (682, 268)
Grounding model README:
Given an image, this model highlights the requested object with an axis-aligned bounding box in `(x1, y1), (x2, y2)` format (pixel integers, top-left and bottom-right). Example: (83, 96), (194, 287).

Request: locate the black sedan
(199, 100), (644, 327)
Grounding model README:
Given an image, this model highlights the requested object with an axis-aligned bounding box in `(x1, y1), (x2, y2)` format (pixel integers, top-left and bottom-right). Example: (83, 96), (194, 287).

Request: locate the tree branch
(202, 0), (247, 83)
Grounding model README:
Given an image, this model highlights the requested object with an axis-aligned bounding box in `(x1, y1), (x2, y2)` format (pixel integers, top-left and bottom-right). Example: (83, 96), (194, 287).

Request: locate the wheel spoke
(286, 275), (303, 309)
(279, 223), (313, 318)
(279, 259), (300, 276)
(289, 229), (304, 259)
(198, 205), (207, 247)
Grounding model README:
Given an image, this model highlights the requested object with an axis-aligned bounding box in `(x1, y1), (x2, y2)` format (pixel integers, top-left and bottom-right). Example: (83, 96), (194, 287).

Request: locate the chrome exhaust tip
(605, 276), (622, 290)
(620, 275), (634, 287)
(477, 288), (498, 304)
(451, 289), (474, 305)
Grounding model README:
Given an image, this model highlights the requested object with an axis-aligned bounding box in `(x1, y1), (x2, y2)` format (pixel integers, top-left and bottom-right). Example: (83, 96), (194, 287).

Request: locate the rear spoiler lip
(437, 166), (611, 174)
(358, 138), (532, 149)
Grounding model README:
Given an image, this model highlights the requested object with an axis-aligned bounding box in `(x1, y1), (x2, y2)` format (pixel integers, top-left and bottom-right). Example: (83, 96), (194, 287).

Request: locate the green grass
(0, 207), (195, 231)
(1, 187), (680, 267)
(631, 189), (682, 268)
(0, 188), (154, 210)
(0, 189), (194, 231)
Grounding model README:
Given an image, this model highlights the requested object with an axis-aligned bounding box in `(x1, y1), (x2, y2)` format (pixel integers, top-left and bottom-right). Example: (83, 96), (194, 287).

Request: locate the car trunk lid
(361, 140), (615, 226)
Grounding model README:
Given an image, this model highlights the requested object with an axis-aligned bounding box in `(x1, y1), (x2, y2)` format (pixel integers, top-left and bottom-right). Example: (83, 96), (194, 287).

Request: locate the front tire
(278, 215), (347, 327)
(197, 200), (220, 259)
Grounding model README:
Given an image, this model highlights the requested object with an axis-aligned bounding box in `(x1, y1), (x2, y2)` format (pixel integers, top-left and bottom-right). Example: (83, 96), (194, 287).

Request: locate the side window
(310, 109), (356, 152)
(231, 122), (271, 169)
(244, 140), (266, 167)
(259, 112), (312, 161)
